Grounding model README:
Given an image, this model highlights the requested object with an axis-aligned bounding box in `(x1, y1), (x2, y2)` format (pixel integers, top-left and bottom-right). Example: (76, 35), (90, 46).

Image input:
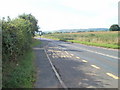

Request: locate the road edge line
(44, 48), (68, 89)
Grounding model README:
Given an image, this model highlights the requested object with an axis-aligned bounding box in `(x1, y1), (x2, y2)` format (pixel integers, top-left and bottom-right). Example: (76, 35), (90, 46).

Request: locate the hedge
(2, 14), (39, 62)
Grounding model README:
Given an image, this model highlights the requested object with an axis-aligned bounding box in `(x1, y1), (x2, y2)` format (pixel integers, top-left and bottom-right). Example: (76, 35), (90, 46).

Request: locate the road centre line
(85, 49), (118, 59)
(50, 44), (119, 81)
(106, 73), (119, 79)
(76, 57), (80, 59)
(52, 44), (118, 59)
(91, 65), (100, 69)
(82, 60), (88, 63)
(70, 54), (74, 56)
(73, 46), (119, 59)
(65, 51), (69, 54)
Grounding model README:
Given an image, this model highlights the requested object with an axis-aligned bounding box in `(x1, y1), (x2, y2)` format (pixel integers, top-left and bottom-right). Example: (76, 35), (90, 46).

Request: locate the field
(43, 31), (120, 49)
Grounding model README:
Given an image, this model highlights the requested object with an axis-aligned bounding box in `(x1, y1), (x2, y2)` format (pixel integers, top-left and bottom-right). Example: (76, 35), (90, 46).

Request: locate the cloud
(0, 0), (119, 31)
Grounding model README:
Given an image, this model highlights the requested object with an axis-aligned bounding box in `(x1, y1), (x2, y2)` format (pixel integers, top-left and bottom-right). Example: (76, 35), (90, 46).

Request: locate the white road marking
(68, 55), (71, 58)
(106, 73), (119, 79)
(76, 57), (80, 59)
(44, 48), (68, 89)
(91, 65), (100, 69)
(54, 51), (61, 52)
(61, 56), (64, 58)
(77, 47), (119, 59)
(82, 60), (88, 63)
(52, 56), (55, 58)
(65, 51), (69, 54)
(64, 56), (66, 58)
(71, 54), (74, 56)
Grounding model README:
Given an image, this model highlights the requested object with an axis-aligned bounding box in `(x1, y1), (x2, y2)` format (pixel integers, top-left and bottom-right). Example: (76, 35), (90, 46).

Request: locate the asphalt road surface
(34, 38), (119, 88)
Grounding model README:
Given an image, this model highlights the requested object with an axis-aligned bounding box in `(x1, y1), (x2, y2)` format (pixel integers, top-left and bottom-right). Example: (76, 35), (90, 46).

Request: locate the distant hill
(43, 28), (109, 33)
(56, 28), (109, 33)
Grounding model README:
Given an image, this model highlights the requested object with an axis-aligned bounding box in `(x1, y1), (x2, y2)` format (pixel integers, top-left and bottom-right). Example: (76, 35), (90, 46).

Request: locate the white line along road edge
(44, 48), (68, 89)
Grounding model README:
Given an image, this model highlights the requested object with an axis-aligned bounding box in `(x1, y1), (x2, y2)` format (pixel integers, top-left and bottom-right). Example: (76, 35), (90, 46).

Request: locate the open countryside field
(43, 31), (120, 49)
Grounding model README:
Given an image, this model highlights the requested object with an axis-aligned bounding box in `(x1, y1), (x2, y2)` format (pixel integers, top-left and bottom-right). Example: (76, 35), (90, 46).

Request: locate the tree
(109, 24), (120, 31)
(19, 13), (39, 36)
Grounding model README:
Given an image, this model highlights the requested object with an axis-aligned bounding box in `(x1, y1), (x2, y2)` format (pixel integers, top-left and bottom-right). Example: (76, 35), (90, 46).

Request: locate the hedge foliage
(2, 14), (39, 62)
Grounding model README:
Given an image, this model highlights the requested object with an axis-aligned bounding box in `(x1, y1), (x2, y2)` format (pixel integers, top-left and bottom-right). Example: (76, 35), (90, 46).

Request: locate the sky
(0, 0), (119, 31)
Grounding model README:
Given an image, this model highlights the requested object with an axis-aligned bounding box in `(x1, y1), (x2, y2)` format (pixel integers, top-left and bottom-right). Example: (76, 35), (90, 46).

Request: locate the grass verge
(32, 38), (41, 47)
(2, 38), (41, 88)
(67, 40), (120, 49)
(2, 50), (35, 88)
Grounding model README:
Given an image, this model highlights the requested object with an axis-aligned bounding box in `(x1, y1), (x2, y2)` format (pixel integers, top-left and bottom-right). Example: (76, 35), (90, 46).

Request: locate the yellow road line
(106, 73), (119, 79)
(65, 55), (68, 57)
(68, 55), (71, 58)
(55, 51), (61, 52)
(52, 56), (55, 58)
(61, 56), (64, 58)
(91, 65), (100, 69)
(64, 56), (67, 57)
(82, 60), (88, 63)
(61, 55), (66, 58)
(48, 50), (53, 52)
(76, 57), (80, 59)
(71, 54), (74, 56)
(65, 51), (69, 54)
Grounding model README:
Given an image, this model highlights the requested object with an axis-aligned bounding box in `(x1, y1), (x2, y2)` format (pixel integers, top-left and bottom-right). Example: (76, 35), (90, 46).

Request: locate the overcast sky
(0, 0), (119, 31)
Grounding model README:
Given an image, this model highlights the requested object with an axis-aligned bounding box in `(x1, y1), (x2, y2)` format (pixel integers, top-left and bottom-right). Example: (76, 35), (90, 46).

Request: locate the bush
(2, 14), (39, 62)
(59, 37), (74, 42)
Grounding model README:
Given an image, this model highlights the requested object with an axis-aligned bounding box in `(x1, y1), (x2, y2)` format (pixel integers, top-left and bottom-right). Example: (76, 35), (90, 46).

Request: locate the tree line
(2, 13), (39, 62)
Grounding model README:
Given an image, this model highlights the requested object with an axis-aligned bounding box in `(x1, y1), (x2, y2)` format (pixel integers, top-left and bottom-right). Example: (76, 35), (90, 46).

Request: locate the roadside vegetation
(2, 14), (40, 88)
(43, 31), (120, 49)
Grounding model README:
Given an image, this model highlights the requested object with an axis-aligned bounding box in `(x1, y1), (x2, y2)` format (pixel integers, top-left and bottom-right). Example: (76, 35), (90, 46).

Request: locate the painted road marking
(61, 56), (65, 58)
(65, 55), (68, 57)
(106, 73), (119, 79)
(64, 55), (67, 58)
(52, 56), (55, 58)
(54, 51), (61, 52)
(65, 51), (69, 54)
(76, 47), (119, 59)
(48, 50), (53, 52)
(71, 54), (74, 56)
(76, 57), (80, 59)
(82, 60), (88, 63)
(44, 48), (68, 89)
(91, 65), (100, 69)
(61, 56), (63, 58)
(68, 55), (71, 58)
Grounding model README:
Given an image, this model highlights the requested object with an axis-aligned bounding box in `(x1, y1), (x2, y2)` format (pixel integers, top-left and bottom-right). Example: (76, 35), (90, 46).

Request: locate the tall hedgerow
(2, 14), (39, 62)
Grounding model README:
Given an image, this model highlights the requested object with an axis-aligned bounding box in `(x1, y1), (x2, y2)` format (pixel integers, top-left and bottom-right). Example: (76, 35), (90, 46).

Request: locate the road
(35, 38), (119, 88)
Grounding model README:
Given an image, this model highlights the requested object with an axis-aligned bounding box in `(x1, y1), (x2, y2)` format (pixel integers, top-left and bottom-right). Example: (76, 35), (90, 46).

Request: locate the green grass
(2, 38), (41, 88)
(2, 50), (35, 88)
(32, 38), (41, 47)
(67, 40), (120, 49)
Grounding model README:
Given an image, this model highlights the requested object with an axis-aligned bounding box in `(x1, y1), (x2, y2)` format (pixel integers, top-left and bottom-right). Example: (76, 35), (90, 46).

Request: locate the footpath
(33, 39), (61, 88)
